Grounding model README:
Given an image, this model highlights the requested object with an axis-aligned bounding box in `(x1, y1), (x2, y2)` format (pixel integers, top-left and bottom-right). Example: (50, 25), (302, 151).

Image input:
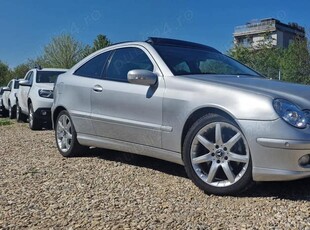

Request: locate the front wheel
(183, 114), (253, 196)
(29, 103), (41, 130)
(8, 103), (16, 119)
(16, 102), (27, 122)
(55, 110), (87, 157)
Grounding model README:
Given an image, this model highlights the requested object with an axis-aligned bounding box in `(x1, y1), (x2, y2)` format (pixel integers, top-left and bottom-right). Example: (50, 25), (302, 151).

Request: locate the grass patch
(0, 118), (13, 126)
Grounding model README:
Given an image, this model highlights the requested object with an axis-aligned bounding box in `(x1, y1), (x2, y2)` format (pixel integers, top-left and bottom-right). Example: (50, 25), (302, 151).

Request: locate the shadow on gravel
(86, 148), (188, 179)
(243, 179), (310, 201)
(84, 148), (310, 201)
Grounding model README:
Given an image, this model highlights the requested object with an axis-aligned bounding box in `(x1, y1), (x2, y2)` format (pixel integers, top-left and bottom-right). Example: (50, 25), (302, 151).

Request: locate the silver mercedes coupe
(52, 37), (310, 195)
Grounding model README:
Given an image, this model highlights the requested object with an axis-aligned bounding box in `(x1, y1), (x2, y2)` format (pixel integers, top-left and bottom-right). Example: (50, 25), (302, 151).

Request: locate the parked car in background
(2, 78), (20, 119)
(16, 67), (67, 129)
(52, 37), (310, 195)
(0, 87), (5, 116)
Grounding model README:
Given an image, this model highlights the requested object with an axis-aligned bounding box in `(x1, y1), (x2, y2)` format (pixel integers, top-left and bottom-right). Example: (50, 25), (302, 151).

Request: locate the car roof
(35, 68), (68, 72)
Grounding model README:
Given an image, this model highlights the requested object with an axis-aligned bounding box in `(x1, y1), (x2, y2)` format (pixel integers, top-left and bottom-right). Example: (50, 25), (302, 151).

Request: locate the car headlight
(273, 99), (307, 129)
(38, 89), (53, 99)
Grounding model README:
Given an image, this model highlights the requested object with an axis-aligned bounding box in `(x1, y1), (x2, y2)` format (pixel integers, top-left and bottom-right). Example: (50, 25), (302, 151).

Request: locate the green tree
(228, 41), (283, 79)
(82, 34), (112, 58)
(42, 34), (88, 69)
(280, 39), (310, 84)
(11, 63), (30, 79)
(92, 34), (111, 52)
(0, 61), (11, 85)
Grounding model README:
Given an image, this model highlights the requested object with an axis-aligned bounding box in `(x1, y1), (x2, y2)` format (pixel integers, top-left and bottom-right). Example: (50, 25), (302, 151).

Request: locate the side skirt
(77, 133), (184, 165)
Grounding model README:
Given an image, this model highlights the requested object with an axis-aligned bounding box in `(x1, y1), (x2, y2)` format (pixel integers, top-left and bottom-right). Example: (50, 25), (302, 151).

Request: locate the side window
(8, 81), (12, 90)
(28, 72), (34, 85)
(14, 80), (19, 89)
(25, 71), (34, 85)
(106, 47), (154, 82)
(74, 51), (111, 79)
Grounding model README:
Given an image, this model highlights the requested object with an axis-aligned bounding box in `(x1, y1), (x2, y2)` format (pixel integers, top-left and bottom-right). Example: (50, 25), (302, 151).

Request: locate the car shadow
(86, 148), (188, 178)
(84, 148), (310, 201)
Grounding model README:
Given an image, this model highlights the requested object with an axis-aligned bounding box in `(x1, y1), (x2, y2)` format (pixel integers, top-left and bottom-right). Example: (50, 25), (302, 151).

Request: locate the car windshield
(153, 45), (261, 77)
(36, 71), (65, 83)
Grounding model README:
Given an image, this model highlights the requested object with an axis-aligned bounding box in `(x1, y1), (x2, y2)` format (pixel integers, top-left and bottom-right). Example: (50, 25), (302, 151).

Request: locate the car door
(2, 80), (12, 109)
(70, 51), (112, 135)
(91, 46), (165, 148)
(19, 71), (34, 114)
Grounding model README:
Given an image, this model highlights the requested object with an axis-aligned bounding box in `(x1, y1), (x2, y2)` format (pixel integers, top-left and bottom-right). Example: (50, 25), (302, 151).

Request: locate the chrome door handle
(93, 85), (103, 92)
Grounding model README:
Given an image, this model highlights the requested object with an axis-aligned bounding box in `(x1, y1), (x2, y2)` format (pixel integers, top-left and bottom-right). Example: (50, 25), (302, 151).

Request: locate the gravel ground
(0, 121), (310, 229)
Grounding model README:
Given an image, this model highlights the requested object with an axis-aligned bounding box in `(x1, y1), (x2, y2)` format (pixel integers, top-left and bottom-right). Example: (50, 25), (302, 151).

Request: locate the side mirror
(127, 70), (158, 86)
(19, 80), (32, 87)
(2, 86), (10, 92)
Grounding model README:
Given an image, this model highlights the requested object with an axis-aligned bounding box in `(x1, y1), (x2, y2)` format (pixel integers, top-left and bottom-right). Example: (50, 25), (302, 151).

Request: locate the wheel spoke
(225, 132), (241, 149)
(65, 138), (70, 150)
(207, 162), (219, 183)
(222, 162), (235, 183)
(197, 135), (214, 151)
(62, 115), (67, 128)
(192, 153), (213, 164)
(65, 122), (71, 133)
(215, 123), (223, 145)
(229, 152), (248, 163)
(66, 133), (72, 140)
(57, 120), (65, 131)
(61, 137), (67, 149)
(57, 131), (64, 139)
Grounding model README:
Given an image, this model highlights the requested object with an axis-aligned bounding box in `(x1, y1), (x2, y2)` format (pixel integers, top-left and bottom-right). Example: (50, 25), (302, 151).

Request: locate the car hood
(184, 75), (310, 109)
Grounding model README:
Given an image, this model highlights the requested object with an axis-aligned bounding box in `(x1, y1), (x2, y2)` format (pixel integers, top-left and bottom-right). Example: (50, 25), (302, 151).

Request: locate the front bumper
(238, 119), (310, 182)
(34, 108), (51, 123)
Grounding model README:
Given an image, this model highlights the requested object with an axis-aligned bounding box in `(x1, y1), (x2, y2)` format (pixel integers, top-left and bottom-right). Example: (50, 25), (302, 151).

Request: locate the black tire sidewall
(29, 104), (41, 130)
(183, 114), (253, 196)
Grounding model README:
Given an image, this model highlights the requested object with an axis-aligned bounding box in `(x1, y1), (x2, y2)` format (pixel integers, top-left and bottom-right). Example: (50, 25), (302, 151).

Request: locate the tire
(16, 102), (27, 122)
(8, 103), (16, 119)
(183, 114), (253, 196)
(55, 110), (87, 157)
(28, 103), (41, 130)
(2, 108), (8, 117)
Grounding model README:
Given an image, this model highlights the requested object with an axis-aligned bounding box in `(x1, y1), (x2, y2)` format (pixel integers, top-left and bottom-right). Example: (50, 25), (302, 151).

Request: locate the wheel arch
(181, 107), (238, 149)
(52, 106), (67, 128)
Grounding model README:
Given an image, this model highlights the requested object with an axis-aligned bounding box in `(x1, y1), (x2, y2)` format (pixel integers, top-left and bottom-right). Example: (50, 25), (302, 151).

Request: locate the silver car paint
(52, 41), (310, 182)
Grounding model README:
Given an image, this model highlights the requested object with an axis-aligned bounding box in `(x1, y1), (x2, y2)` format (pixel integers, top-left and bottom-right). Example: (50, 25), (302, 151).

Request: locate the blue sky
(1, 0), (310, 68)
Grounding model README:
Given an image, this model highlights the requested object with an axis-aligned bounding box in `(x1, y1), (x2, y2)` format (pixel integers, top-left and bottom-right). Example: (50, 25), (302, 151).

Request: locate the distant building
(233, 18), (305, 48)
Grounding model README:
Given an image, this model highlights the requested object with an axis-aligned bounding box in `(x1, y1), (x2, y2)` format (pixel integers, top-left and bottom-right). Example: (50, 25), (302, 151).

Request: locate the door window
(106, 48), (154, 82)
(74, 51), (111, 79)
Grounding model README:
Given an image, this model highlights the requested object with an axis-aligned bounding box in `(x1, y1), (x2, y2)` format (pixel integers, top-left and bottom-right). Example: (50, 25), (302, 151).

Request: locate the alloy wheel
(56, 114), (73, 153)
(190, 122), (250, 188)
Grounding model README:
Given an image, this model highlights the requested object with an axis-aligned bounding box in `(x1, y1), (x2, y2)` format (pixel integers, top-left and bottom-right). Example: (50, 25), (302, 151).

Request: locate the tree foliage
(0, 61), (10, 86)
(280, 39), (310, 84)
(42, 34), (88, 69)
(1, 33), (112, 84)
(228, 37), (310, 84)
(11, 64), (30, 79)
(92, 34), (111, 52)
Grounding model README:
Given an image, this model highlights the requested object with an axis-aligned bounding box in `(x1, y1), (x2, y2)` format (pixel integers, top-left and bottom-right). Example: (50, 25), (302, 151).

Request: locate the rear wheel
(183, 114), (253, 195)
(55, 110), (87, 157)
(29, 103), (41, 130)
(8, 103), (16, 119)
